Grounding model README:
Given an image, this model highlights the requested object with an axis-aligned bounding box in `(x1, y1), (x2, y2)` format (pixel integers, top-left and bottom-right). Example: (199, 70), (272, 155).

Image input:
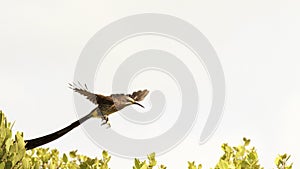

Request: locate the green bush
(0, 110), (293, 169)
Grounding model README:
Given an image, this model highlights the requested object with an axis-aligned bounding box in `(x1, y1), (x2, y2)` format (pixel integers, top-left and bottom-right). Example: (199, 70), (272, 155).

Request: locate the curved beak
(133, 102), (144, 108)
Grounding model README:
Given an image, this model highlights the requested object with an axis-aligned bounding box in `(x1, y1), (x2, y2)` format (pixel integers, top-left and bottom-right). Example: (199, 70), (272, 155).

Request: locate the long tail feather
(24, 108), (97, 150)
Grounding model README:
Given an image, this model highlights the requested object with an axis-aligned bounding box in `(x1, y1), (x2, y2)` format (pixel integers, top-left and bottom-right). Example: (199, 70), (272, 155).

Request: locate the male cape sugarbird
(24, 82), (149, 150)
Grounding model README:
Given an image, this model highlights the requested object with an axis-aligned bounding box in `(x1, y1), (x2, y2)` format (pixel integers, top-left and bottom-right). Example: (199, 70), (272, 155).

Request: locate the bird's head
(123, 96), (145, 108)
(111, 89), (149, 110)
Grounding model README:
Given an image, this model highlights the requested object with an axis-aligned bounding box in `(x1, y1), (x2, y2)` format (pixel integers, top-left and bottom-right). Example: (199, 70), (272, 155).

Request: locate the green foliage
(21, 148), (110, 169)
(275, 154), (293, 169)
(0, 111), (26, 169)
(188, 161), (202, 169)
(132, 153), (166, 169)
(186, 138), (294, 169)
(0, 110), (294, 169)
(214, 137), (262, 169)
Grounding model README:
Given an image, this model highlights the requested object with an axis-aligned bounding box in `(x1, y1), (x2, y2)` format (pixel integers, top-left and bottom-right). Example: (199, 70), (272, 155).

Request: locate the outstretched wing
(69, 82), (98, 105)
(128, 89), (149, 101)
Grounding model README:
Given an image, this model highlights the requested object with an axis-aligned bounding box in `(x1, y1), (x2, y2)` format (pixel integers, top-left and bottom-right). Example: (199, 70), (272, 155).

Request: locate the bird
(69, 82), (149, 127)
(24, 82), (149, 150)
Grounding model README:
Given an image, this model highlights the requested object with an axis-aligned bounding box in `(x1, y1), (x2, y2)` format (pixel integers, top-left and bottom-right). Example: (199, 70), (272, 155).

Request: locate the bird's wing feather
(128, 89), (149, 101)
(97, 94), (114, 105)
(69, 83), (98, 105)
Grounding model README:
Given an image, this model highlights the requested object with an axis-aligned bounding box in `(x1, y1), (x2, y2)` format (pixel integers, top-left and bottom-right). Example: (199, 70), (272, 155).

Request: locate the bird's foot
(101, 121), (111, 128)
(100, 115), (111, 128)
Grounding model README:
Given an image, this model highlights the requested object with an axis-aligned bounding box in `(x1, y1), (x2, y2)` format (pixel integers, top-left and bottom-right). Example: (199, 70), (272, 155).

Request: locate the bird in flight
(69, 82), (149, 128)
(24, 82), (149, 150)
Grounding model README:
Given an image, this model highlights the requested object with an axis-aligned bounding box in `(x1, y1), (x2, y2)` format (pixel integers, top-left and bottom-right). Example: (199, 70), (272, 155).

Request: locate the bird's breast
(99, 104), (118, 115)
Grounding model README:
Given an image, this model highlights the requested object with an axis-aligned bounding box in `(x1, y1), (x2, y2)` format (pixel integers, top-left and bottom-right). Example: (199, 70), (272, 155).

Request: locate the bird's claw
(101, 121), (111, 128)
(100, 115), (111, 128)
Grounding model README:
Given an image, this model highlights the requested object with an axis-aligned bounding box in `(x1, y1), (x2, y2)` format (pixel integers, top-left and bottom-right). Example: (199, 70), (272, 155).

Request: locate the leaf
(0, 162), (5, 169)
(102, 150), (109, 159)
(159, 164), (167, 169)
(134, 158), (140, 169)
(22, 158), (31, 169)
(218, 160), (229, 169)
(4, 161), (12, 169)
(188, 161), (196, 169)
(243, 137), (251, 146)
(69, 150), (77, 158)
(62, 153), (68, 163)
(147, 152), (157, 167)
(274, 156), (281, 166)
(140, 164), (147, 169)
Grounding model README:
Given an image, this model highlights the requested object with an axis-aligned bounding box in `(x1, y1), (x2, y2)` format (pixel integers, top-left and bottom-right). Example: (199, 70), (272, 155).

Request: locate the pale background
(0, 0), (299, 168)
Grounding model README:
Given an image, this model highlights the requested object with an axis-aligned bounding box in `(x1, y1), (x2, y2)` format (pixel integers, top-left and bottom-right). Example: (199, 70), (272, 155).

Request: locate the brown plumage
(69, 82), (149, 118)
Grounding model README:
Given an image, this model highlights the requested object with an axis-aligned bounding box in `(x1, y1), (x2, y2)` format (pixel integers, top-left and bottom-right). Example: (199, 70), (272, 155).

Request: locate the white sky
(0, 0), (299, 168)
